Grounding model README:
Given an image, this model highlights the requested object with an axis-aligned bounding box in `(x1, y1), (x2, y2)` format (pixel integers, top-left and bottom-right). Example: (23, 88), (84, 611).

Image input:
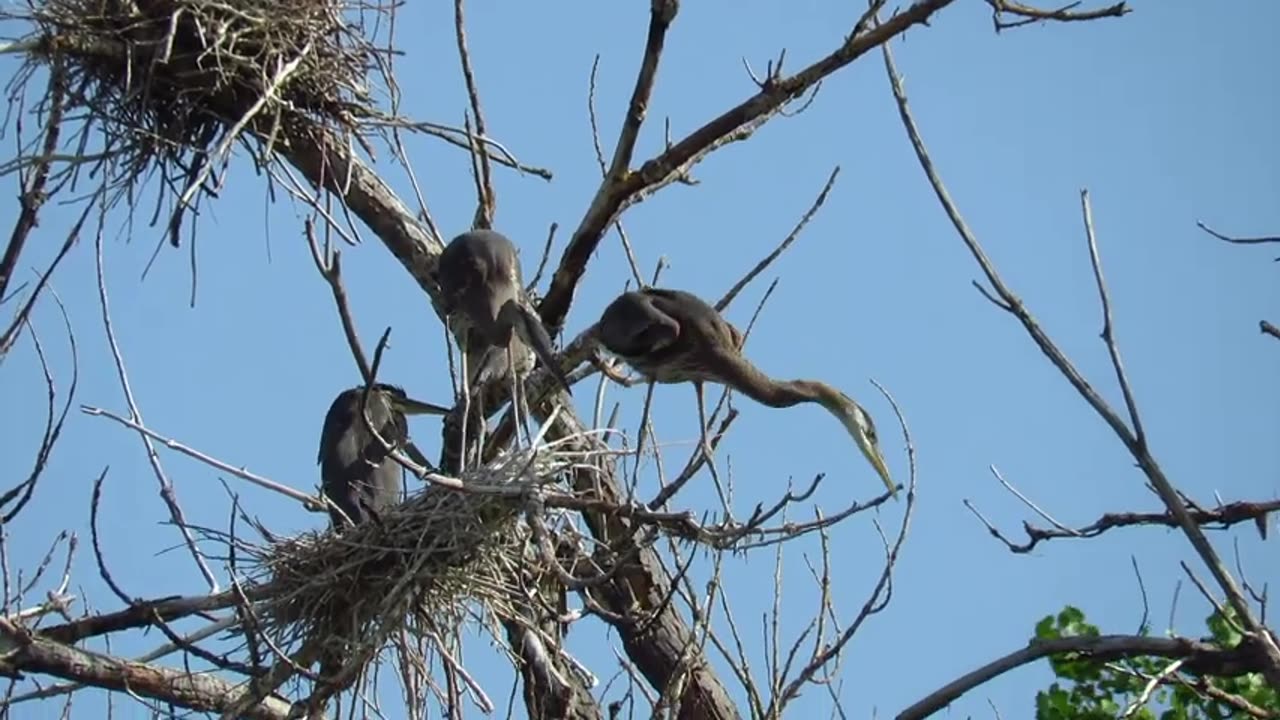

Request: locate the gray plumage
(596, 288), (897, 496)
(436, 230), (572, 395)
(317, 383), (444, 528)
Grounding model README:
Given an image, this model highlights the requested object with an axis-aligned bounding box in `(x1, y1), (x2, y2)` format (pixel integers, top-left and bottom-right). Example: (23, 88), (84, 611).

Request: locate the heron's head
(822, 390), (896, 498)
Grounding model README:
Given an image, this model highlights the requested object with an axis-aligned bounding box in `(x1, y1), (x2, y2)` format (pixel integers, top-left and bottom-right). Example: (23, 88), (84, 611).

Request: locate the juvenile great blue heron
(435, 230), (572, 397)
(318, 383), (448, 528)
(595, 287), (896, 496)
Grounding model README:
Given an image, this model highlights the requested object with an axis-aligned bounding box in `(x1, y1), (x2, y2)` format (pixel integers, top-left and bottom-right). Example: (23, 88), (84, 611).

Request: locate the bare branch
(454, 0), (496, 229)
(93, 223), (221, 594)
(0, 618), (293, 720)
(0, 291), (77, 523)
(899, 633), (1269, 720)
(0, 58), (65, 306)
(1081, 189), (1145, 444)
(879, 26), (1280, 685)
(80, 404), (325, 511)
(986, 0), (1130, 31)
(1196, 220), (1280, 246)
(976, 498), (1280, 554)
(716, 165), (840, 313)
(539, 0), (958, 332)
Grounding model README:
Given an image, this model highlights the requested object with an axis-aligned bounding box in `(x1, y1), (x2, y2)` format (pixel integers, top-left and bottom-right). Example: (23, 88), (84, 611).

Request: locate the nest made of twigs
(14, 0), (389, 218)
(36, 0), (380, 135)
(240, 442), (577, 672)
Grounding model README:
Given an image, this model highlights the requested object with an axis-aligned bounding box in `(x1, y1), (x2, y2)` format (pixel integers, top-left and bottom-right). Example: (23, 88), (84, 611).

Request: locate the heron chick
(436, 229), (572, 397)
(318, 383), (448, 528)
(595, 288), (896, 496)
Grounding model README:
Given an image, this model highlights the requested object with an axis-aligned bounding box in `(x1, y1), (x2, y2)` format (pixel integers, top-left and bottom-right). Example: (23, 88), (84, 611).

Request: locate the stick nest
(13, 0), (391, 206)
(240, 444), (578, 672)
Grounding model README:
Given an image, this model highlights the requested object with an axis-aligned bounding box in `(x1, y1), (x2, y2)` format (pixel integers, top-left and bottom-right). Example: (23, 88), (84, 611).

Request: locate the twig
(0, 58), (65, 306)
(975, 498), (1280, 554)
(0, 290), (77, 523)
(305, 218), (372, 380)
(527, 222), (559, 293)
(93, 224), (220, 594)
(716, 165), (840, 312)
(985, 0), (1129, 31)
(80, 404), (325, 511)
(988, 465), (1080, 537)
(1081, 189), (1145, 445)
(587, 55), (645, 290)
(454, 0), (496, 228)
(1196, 221), (1280, 246)
(1121, 657), (1185, 718)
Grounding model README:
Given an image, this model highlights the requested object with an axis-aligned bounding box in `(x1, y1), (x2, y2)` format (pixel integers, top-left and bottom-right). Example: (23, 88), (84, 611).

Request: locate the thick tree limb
(898, 633), (1272, 720)
(0, 618), (293, 719)
(38, 591), (244, 645)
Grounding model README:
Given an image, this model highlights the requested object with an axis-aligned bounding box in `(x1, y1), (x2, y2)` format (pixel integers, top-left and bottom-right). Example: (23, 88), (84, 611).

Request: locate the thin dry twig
(985, 0), (1130, 31)
(0, 290), (78, 524)
(80, 403), (325, 510)
(93, 222), (221, 594)
(454, 0), (496, 229)
(769, 378), (917, 716)
(716, 165), (840, 312)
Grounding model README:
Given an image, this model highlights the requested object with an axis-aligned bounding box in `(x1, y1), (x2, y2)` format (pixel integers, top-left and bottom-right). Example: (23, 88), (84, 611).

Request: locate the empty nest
(10, 0), (391, 225)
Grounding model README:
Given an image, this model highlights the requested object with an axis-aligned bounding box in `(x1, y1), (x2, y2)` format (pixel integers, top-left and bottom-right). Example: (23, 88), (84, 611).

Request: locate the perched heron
(594, 287), (896, 496)
(435, 229), (573, 398)
(318, 383), (448, 528)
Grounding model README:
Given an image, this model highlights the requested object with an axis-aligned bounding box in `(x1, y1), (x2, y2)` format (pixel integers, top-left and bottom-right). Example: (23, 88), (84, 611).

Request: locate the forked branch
(538, 0), (957, 332)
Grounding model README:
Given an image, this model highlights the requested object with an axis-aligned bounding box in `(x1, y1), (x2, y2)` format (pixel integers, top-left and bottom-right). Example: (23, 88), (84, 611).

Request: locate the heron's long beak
(506, 300), (574, 396)
(393, 395), (452, 416)
(834, 400), (897, 498)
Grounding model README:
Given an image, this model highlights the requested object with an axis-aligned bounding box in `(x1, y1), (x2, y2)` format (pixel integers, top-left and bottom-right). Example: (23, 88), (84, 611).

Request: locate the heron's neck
(712, 351), (823, 408)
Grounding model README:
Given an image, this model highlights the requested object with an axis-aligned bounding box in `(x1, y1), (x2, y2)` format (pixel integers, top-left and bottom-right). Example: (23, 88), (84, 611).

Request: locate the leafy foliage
(1034, 606), (1278, 719)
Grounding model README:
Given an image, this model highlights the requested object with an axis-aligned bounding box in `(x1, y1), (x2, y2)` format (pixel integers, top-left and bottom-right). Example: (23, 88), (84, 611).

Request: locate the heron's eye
(858, 410), (878, 444)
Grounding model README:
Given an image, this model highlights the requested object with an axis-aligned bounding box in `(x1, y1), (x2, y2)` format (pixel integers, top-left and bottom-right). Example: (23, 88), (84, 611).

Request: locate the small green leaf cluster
(1034, 606), (1278, 719)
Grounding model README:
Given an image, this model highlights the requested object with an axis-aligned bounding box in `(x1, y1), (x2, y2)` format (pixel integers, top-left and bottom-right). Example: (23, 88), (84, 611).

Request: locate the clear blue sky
(3, 2), (1277, 718)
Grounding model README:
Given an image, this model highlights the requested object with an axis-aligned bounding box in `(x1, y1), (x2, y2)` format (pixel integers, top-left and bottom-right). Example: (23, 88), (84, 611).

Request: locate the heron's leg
(458, 333), (472, 473)
(694, 381), (715, 464)
(509, 344), (535, 448)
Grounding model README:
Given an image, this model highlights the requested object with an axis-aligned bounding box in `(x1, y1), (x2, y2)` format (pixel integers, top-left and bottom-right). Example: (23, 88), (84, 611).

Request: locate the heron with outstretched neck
(318, 383), (447, 528)
(594, 287), (896, 497)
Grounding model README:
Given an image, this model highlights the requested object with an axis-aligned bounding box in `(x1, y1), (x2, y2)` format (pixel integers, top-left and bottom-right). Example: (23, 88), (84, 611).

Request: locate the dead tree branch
(973, 499), (1280, 554)
(899, 633), (1272, 720)
(880, 27), (1280, 687)
(538, 0), (956, 333)
(0, 617), (292, 720)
